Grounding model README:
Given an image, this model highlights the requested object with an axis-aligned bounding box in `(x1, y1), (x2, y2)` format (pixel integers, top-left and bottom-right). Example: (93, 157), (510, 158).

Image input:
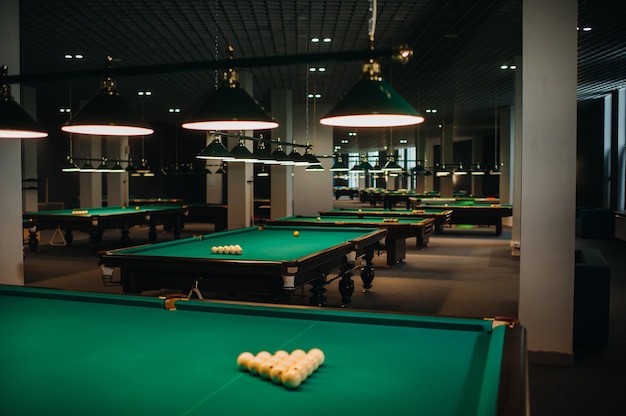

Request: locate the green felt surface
(24, 205), (181, 217)
(0, 286), (505, 416)
(273, 215), (428, 225)
(105, 226), (381, 261)
(324, 208), (450, 215)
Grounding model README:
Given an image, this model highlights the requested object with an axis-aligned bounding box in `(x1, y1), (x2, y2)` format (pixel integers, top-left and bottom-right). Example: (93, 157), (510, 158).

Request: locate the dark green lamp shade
(0, 98), (48, 138)
(61, 92), (153, 136)
(271, 146), (294, 165)
(196, 137), (235, 160)
(330, 156), (349, 172)
(182, 85), (279, 131)
(230, 141), (257, 162)
(382, 158), (403, 171)
(320, 78), (424, 128)
(253, 141), (279, 164)
(61, 156), (80, 172)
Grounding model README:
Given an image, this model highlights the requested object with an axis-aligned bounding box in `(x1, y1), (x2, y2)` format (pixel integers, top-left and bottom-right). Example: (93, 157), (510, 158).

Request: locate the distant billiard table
(415, 200), (513, 235)
(319, 207), (453, 233)
(0, 285), (527, 416)
(98, 225), (386, 306)
(267, 215), (435, 267)
(23, 205), (186, 252)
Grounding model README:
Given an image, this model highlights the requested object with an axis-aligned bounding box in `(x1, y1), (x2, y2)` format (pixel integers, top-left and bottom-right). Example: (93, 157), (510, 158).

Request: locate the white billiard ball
(281, 368), (303, 389)
(236, 352), (254, 370)
(211, 246), (218, 253)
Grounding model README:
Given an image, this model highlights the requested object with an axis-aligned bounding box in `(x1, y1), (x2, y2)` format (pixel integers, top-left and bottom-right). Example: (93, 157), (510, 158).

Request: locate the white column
(0, 0), (24, 286)
(499, 107), (513, 229)
(518, 0), (577, 364)
(105, 136), (129, 206)
(511, 56), (523, 256)
(293, 102), (334, 215)
(21, 86), (39, 211)
(270, 89), (294, 218)
(424, 137), (436, 191)
(226, 71), (254, 229)
(471, 134), (484, 196)
(76, 135), (103, 208)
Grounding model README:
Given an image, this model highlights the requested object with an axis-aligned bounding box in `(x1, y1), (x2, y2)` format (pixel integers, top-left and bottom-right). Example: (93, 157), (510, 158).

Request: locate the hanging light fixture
(229, 135), (258, 163)
(330, 154), (350, 171)
(471, 162), (486, 176)
(197, 133), (235, 161)
(320, 0), (424, 128)
(61, 56), (153, 136)
(383, 156), (402, 172)
(253, 136), (280, 164)
(182, 46), (278, 131)
(0, 65), (48, 139)
(80, 158), (97, 172)
(96, 157), (111, 172)
(271, 139), (295, 165)
(61, 156), (80, 172)
(288, 147), (310, 166)
(110, 159), (125, 172)
(453, 162), (468, 175)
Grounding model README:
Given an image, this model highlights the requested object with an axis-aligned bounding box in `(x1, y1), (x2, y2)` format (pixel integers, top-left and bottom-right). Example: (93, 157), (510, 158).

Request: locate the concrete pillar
(293, 102), (334, 215)
(518, 0), (577, 364)
(471, 134), (484, 196)
(105, 136), (129, 206)
(0, 0), (25, 285)
(226, 71), (254, 229)
(21, 86), (39, 211)
(511, 56), (523, 256)
(270, 88), (294, 218)
(76, 135), (103, 208)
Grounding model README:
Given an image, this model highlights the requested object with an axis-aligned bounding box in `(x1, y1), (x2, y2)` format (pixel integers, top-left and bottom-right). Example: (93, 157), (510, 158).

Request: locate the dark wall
(576, 99), (605, 207)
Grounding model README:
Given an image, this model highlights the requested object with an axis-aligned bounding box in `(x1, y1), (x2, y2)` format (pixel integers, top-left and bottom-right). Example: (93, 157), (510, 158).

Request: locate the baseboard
(528, 350), (575, 366)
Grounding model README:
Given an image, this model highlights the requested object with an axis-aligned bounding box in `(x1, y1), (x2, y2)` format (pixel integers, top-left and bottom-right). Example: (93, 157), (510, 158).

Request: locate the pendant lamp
(320, 1), (423, 128)
(182, 46), (278, 131)
(0, 65), (48, 139)
(62, 56), (153, 136)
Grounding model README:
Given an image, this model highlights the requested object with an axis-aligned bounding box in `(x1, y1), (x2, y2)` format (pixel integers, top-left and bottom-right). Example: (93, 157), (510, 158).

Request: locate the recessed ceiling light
(310, 37), (320, 43)
(322, 37), (332, 43)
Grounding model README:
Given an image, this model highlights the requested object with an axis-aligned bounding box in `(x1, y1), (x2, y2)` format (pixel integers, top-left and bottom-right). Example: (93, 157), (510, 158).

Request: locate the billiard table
(320, 207), (453, 233)
(0, 285), (527, 416)
(266, 215), (435, 267)
(98, 225), (386, 306)
(23, 205), (187, 252)
(129, 198), (187, 206)
(333, 186), (360, 200)
(415, 200), (513, 236)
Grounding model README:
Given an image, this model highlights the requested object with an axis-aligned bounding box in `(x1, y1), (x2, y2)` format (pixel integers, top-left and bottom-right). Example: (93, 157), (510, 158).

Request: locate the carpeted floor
(20, 199), (626, 415)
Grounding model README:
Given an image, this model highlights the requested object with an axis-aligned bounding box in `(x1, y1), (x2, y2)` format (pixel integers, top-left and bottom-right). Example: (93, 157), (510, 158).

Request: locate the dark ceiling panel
(11, 0), (626, 153)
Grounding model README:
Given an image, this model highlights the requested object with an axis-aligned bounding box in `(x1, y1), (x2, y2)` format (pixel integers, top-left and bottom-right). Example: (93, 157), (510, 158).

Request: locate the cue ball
(316, 217), (321, 221)
(293, 231), (299, 237)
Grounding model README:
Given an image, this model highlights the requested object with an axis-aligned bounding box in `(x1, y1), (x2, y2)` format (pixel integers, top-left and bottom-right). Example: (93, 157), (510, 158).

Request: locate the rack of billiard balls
(236, 348), (325, 389)
(210, 245), (243, 255)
